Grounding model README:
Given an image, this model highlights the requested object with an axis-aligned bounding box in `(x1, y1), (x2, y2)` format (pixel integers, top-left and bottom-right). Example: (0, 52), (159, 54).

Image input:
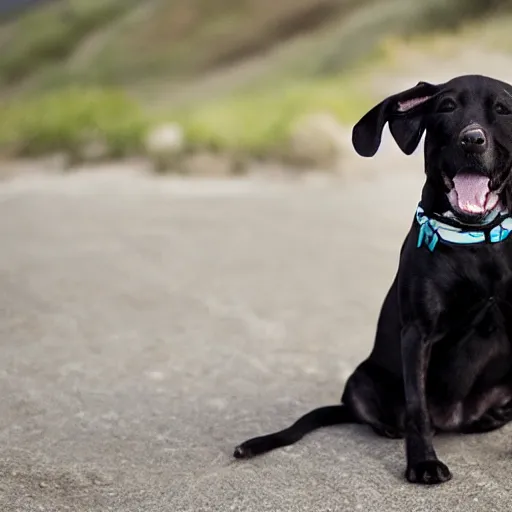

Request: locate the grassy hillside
(1, 0), (510, 96)
(0, 0), (353, 91)
(0, 0), (137, 86)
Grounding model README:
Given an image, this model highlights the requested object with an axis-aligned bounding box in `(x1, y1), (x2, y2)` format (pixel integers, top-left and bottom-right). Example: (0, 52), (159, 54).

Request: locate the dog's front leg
(401, 324), (452, 485)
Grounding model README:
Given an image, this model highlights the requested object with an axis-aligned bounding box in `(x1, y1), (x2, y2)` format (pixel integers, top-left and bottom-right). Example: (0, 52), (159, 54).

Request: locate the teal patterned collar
(416, 205), (512, 252)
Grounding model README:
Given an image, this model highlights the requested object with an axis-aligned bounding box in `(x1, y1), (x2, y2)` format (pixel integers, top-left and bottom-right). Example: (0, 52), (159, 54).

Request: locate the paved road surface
(0, 162), (510, 511)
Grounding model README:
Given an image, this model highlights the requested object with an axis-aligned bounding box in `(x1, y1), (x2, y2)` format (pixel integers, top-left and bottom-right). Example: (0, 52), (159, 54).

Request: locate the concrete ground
(0, 158), (511, 511)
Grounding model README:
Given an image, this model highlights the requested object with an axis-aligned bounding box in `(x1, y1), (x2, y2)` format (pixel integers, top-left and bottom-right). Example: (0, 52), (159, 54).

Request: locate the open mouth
(447, 172), (500, 217)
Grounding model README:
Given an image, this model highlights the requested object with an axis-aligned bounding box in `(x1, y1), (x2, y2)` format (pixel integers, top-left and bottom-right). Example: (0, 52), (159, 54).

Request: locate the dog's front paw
(405, 460), (452, 485)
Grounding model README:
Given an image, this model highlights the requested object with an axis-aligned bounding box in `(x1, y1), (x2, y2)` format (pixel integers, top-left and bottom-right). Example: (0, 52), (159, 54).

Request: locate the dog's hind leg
(461, 384), (512, 434)
(462, 407), (512, 434)
(342, 360), (405, 439)
(233, 404), (354, 459)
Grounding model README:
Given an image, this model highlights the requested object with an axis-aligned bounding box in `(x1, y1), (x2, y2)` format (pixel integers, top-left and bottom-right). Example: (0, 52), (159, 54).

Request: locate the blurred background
(0, 0), (511, 174)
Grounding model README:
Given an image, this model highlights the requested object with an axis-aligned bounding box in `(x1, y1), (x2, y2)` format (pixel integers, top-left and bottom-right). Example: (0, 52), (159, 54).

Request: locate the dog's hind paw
(371, 424), (403, 439)
(405, 460), (452, 485)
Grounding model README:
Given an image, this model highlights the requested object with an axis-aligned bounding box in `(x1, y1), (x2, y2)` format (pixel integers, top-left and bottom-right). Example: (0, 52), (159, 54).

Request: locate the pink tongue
(452, 173), (490, 214)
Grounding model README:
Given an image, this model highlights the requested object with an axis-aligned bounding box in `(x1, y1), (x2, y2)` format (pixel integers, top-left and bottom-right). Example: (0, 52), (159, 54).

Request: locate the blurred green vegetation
(175, 77), (370, 156)
(0, 87), (149, 158)
(0, 77), (369, 160)
(0, 0), (511, 163)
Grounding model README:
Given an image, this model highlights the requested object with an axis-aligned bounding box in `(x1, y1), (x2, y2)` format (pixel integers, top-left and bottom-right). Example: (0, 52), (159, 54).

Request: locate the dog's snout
(459, 125), (488, 154)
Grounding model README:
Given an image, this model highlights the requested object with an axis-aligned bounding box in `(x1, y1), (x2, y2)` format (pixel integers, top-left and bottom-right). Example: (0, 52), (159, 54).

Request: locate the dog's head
(353, 75), (512, 223)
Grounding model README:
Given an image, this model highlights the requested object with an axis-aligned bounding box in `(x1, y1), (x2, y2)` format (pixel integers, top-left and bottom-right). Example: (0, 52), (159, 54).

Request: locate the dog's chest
(436, 245), (512, 323)
(428, 300), (512, 408)
(410, 244), (512, 369)
(426, 248), (512, 397)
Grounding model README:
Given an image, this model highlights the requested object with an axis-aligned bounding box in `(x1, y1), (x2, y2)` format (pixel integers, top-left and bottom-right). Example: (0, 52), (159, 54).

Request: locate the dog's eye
(437, 99), (457, 113)
(495, 102), (512, 115)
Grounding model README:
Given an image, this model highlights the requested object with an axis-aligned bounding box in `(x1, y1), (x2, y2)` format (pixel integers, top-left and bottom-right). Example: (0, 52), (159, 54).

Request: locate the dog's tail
(233, 404), (355, 459)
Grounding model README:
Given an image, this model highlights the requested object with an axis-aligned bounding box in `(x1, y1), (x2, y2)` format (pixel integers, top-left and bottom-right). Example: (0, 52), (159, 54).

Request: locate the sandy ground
(1, 138), (512, 512)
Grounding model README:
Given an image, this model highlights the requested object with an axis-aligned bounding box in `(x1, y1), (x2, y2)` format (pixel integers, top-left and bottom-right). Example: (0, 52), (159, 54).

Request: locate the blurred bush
(177, 77), (370, 158)
(0, 87), (149, 158)
(0, 77), (369, 164)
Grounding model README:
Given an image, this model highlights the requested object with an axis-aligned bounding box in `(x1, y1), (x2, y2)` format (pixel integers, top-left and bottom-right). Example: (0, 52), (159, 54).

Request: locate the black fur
(233, 75), (512, 485)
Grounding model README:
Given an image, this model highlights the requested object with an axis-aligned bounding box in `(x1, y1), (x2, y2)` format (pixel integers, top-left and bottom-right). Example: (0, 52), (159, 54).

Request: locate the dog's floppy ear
(352, 81), (440, 157)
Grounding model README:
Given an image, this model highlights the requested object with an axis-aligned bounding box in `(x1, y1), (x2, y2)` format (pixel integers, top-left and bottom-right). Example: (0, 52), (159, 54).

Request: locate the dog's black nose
(459, 125), (488, 153)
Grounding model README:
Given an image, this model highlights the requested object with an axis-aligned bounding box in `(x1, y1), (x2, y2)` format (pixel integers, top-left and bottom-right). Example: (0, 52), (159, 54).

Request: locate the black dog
(233, 75), (512, 485)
